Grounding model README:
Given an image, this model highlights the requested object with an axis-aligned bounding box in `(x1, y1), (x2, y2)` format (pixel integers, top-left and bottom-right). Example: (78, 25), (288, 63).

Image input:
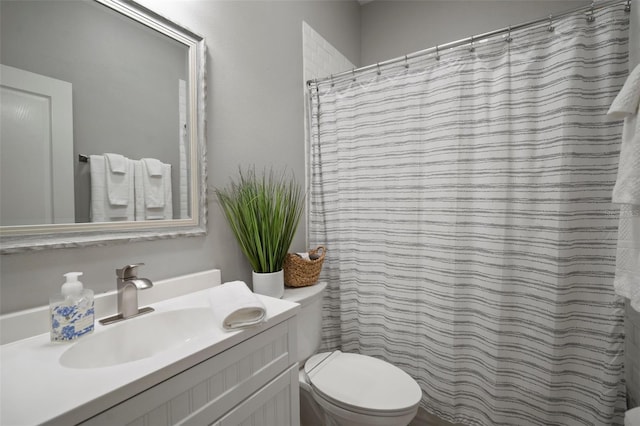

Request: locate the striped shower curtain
(308, 4), (630, 426)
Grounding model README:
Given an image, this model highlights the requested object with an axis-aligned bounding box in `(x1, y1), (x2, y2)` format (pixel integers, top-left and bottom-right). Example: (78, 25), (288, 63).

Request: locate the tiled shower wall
(627, 302), (640, 408)
(301, 21), (355, 244)
(302, 21), (355, 90)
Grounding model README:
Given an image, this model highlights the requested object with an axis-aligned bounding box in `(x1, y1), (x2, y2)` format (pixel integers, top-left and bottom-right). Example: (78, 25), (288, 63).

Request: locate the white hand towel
(104, 153), (127, 174)
(208, 281), (266, 330)
(134, 161), (173, 220)
(607, 64), (640, 205)
(90, 155), (134, 222)
(104, 153), (131, 206)
(141, 158), (165, 208)
(145, 163), (173, 220)
(142, 157), (163, 177)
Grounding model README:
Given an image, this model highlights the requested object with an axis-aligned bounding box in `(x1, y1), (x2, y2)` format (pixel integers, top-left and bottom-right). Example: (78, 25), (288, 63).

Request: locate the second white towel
(208, 281), (266, 330)
(141, 158), (166, 208)
(134, 160), (173, 220)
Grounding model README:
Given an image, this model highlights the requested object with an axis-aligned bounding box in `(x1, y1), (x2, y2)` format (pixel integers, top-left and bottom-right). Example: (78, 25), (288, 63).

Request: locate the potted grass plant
(215, 166), (305, 298)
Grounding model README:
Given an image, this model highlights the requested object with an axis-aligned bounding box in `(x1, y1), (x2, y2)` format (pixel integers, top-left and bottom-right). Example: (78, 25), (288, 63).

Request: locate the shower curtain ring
(625, 0), (631, 13)
(469, 36), (475, 52)
(377, 63), (381, 76)
(405, 55), (410, 68)
(547, 15), (555, 32)
(435, 46), (440, 61)
(505, 26), (513, 43)
(352, 68), (356, 82)
(587, 1), (596, 22)
(330, 74), (334, 87)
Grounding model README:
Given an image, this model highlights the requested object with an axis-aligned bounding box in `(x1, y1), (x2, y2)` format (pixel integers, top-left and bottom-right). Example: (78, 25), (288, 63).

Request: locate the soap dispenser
(49, 272), (95, 342)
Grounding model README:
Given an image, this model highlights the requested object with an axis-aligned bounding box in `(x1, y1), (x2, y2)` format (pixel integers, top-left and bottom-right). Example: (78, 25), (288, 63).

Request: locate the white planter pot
(252, 270), (284, 299)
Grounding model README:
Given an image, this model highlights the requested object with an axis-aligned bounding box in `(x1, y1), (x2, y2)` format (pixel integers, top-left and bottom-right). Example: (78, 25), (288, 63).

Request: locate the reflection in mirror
(0, 0), (207, 253)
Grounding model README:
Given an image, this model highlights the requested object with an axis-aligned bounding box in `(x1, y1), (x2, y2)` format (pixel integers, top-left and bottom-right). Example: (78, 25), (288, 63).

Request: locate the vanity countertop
(0, 282), (299, 426)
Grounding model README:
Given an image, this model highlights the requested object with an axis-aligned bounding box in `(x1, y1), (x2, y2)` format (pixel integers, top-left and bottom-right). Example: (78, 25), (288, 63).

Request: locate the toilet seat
(304, 351), (422, 416)
(626, 407), (640, 426)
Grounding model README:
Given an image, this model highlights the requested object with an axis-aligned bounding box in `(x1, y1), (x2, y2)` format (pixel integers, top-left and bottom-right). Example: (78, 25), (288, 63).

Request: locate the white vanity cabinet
(81, 318), (300, 426)
(213, 365), (299, 426)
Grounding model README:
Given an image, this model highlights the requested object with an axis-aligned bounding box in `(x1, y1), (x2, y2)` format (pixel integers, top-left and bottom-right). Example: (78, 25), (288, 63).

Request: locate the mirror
(0, 0), (207, 253)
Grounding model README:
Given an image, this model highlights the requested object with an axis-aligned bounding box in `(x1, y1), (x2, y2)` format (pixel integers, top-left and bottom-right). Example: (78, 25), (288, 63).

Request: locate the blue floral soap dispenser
(49, 272), (95, 342)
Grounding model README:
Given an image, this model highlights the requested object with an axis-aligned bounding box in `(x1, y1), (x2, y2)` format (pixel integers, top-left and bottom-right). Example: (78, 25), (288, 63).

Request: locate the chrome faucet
(117, 263), (153, 318)
(99, 263), (154, 325)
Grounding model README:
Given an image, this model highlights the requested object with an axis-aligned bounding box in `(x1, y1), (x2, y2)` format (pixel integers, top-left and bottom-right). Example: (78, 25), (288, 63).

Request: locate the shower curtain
(308, 4), (630, 426)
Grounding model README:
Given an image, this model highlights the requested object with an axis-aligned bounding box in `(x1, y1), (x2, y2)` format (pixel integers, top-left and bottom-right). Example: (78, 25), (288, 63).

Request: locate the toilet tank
(282, 282), (327, 364)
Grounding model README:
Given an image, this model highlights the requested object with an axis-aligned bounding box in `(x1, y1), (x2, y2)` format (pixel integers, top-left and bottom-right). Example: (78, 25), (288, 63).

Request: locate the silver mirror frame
(0, 0), (207, 254)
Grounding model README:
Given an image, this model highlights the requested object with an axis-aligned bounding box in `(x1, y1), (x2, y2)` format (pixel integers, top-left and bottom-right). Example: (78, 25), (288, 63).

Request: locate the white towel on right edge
(607, 63), (640, 313)
(208, 281), (267, 330)
(141, 158), (166, 208)
(134, 160), (173, 220)
(608, 63), (640, 204)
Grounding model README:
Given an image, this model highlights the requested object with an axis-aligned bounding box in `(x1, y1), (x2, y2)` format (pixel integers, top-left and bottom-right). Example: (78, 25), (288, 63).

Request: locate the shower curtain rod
(306, 0), (630, 88)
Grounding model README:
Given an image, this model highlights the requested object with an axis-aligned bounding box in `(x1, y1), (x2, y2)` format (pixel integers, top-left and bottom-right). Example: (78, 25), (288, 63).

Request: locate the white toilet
(283, 282), (422, 426)
(627, 407), (640, 426)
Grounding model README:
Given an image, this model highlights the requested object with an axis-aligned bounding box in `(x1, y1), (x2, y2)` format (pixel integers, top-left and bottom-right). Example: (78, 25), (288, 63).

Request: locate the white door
(0, 64), (75, 225)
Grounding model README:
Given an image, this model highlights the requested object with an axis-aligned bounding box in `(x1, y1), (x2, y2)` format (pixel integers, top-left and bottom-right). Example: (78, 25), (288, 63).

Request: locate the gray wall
(0, 0), (361, 314)
(1, 0), (187, 222)
(360, 0), (590, 66)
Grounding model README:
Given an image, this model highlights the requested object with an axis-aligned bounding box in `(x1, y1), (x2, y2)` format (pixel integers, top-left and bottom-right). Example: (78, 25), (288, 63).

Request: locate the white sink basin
(60, 308), (218, 369)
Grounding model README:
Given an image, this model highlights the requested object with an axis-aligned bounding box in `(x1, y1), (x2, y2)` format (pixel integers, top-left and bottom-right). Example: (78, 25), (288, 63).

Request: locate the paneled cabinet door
(214, 365), (300, 426)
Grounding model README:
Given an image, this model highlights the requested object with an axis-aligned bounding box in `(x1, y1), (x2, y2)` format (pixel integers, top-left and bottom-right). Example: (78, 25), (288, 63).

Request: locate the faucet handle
(117, 263), (145, 279)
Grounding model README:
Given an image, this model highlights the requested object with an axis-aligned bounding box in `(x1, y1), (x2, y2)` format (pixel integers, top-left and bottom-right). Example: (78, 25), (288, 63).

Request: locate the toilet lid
(626, 407), (640, 426)
(304, 351), (422, 414)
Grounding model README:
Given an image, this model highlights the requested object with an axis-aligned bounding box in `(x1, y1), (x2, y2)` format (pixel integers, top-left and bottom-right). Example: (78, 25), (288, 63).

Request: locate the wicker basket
(284, 246), (326, 287)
